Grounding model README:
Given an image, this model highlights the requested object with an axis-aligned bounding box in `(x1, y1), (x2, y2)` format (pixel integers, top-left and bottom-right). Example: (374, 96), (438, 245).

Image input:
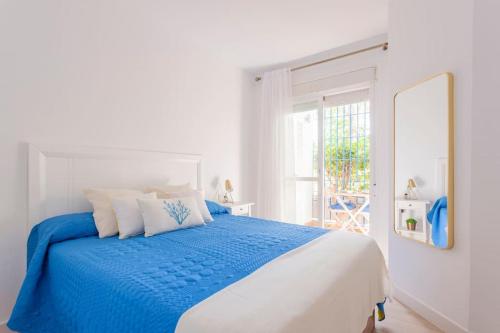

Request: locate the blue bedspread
(8, 211), (328, 333)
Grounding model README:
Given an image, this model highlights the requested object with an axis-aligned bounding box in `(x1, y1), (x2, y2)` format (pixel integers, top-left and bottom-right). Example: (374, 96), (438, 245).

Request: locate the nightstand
(220, 202), (255, 217)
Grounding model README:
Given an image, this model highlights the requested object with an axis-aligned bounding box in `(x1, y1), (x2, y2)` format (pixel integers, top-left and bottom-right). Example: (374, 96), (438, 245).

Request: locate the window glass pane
(289, 94), (371, 234)
(293, 180), (319, 226)
(290, 106), (318, 178)
(324, 101), (370, 193)
(324, 99), (370, 233)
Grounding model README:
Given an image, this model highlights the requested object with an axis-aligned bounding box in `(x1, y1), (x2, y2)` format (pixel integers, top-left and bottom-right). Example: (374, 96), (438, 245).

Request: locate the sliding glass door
(286, 101), (322, 226)
(287, 89), (371, 233)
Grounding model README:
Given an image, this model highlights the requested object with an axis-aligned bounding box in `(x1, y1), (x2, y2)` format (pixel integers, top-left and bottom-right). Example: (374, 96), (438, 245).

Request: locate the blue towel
(8, 211), (328, 333)
(427, 196), (448, 248)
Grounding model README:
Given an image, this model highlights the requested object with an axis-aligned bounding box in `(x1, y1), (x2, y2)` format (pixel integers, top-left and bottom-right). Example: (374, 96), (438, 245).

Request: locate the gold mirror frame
(393, 72), (454, 249)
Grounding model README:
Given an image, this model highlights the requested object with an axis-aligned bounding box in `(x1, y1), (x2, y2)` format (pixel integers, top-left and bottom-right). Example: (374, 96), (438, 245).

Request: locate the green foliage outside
(324, 104), (370, 193)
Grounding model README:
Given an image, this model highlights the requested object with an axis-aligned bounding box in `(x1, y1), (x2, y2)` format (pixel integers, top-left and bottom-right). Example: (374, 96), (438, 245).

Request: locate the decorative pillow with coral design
(137, 196), (204, 237)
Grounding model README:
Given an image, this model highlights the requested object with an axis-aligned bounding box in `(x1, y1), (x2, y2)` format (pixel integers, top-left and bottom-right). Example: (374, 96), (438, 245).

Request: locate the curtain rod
(255, 42), (388, 82)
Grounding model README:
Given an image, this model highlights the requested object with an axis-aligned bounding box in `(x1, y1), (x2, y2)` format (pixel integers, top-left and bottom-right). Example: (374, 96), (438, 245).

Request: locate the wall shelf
(395, 199), (431, 244)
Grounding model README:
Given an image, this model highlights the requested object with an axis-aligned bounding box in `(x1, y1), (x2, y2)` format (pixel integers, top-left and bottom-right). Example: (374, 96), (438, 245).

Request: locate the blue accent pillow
(205, 200), (229, 215)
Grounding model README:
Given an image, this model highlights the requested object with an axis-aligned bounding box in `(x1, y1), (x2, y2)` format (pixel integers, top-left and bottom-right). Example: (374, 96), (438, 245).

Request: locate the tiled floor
(305, 219), (368, 233)
(0, 324), (10, 333)
(1, 299), (441, 333)
(376, 299), (443, 332)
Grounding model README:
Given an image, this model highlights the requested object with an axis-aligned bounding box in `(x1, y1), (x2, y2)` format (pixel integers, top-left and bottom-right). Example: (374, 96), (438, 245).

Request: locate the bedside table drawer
(220, 202), (254, 217)
(231, 205), (249, 216)
(396, 200), (429, 210)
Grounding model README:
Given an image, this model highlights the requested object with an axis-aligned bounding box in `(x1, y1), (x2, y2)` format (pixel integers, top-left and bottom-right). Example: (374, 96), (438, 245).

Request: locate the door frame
(291, 82), (373, 228)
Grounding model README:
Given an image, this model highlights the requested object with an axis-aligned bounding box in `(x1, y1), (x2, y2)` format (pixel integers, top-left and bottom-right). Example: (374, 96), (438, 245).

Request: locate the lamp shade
(225, 179), (233, 193)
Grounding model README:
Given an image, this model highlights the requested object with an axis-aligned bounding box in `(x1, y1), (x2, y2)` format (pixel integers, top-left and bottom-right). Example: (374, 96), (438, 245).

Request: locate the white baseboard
(393, 286), (468, 333)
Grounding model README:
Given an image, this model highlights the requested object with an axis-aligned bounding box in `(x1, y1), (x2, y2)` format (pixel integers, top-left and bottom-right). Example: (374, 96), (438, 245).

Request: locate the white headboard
(28, 143), (202, 229)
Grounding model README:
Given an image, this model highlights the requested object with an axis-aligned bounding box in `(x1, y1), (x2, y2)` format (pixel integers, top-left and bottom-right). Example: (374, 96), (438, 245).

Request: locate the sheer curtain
(256, 68), (294, 221)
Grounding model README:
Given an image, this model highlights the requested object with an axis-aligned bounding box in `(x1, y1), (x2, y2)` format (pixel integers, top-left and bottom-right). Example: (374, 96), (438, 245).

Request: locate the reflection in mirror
(394, 73), (454, 249)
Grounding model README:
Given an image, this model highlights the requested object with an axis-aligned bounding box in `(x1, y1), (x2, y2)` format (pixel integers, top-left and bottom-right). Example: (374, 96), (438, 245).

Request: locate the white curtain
(256, 68), (294, 221)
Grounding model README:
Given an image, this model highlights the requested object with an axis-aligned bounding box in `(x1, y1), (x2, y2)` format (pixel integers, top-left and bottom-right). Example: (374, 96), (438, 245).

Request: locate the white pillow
(112, 192), (157, 239)
(84, 188), (144, 238)
(138, 196), (205, 237)
(144, 183), (192, 194)
(158, 190), (213, 222)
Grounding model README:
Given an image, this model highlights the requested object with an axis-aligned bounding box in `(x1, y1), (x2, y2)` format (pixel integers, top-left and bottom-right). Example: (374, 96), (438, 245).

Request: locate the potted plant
(406, 218), (417, 231)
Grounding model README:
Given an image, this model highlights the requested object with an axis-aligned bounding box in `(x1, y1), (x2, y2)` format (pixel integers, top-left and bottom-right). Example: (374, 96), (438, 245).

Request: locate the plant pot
(406, 222), (416, 231)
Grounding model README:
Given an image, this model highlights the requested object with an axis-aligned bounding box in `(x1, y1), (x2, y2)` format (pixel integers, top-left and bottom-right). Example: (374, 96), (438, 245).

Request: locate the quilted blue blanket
(8, 210), (328, 333)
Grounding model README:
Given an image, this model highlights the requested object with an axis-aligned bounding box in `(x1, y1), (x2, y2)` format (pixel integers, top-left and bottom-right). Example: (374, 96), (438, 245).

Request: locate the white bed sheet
(176, 230), (390, 333)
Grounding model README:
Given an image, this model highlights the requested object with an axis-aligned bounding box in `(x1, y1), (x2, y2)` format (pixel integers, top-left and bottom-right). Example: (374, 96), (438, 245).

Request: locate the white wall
(388, 1), (473, 331)
(0, 0), (254, 323)
(469, 0), (500, 331)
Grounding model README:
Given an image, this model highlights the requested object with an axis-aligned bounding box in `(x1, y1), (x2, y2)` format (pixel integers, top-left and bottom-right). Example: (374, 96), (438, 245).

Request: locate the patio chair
(358, 204), (370, 227)
(327, 196), (356, 228)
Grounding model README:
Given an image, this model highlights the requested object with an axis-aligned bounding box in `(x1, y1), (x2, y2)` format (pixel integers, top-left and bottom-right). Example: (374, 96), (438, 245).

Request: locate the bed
(8, 144), (389, 333)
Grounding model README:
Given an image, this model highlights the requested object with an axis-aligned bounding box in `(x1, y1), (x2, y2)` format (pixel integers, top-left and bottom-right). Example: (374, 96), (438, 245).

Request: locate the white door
(323, 89), (371, 233)
(288, 89), (371, 233)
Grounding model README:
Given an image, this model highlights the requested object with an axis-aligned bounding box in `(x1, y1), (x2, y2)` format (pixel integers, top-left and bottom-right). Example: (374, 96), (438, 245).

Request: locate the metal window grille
(324, 101), (370, 194)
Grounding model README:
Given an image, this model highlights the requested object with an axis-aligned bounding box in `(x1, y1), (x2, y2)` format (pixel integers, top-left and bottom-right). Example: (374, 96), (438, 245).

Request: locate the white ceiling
(155, 0), (388, 70)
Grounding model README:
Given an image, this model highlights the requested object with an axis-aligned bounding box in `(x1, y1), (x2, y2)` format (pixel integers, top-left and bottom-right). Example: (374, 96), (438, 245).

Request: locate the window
(287, 89), (371, 234)
(324, 100), (370, 193)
